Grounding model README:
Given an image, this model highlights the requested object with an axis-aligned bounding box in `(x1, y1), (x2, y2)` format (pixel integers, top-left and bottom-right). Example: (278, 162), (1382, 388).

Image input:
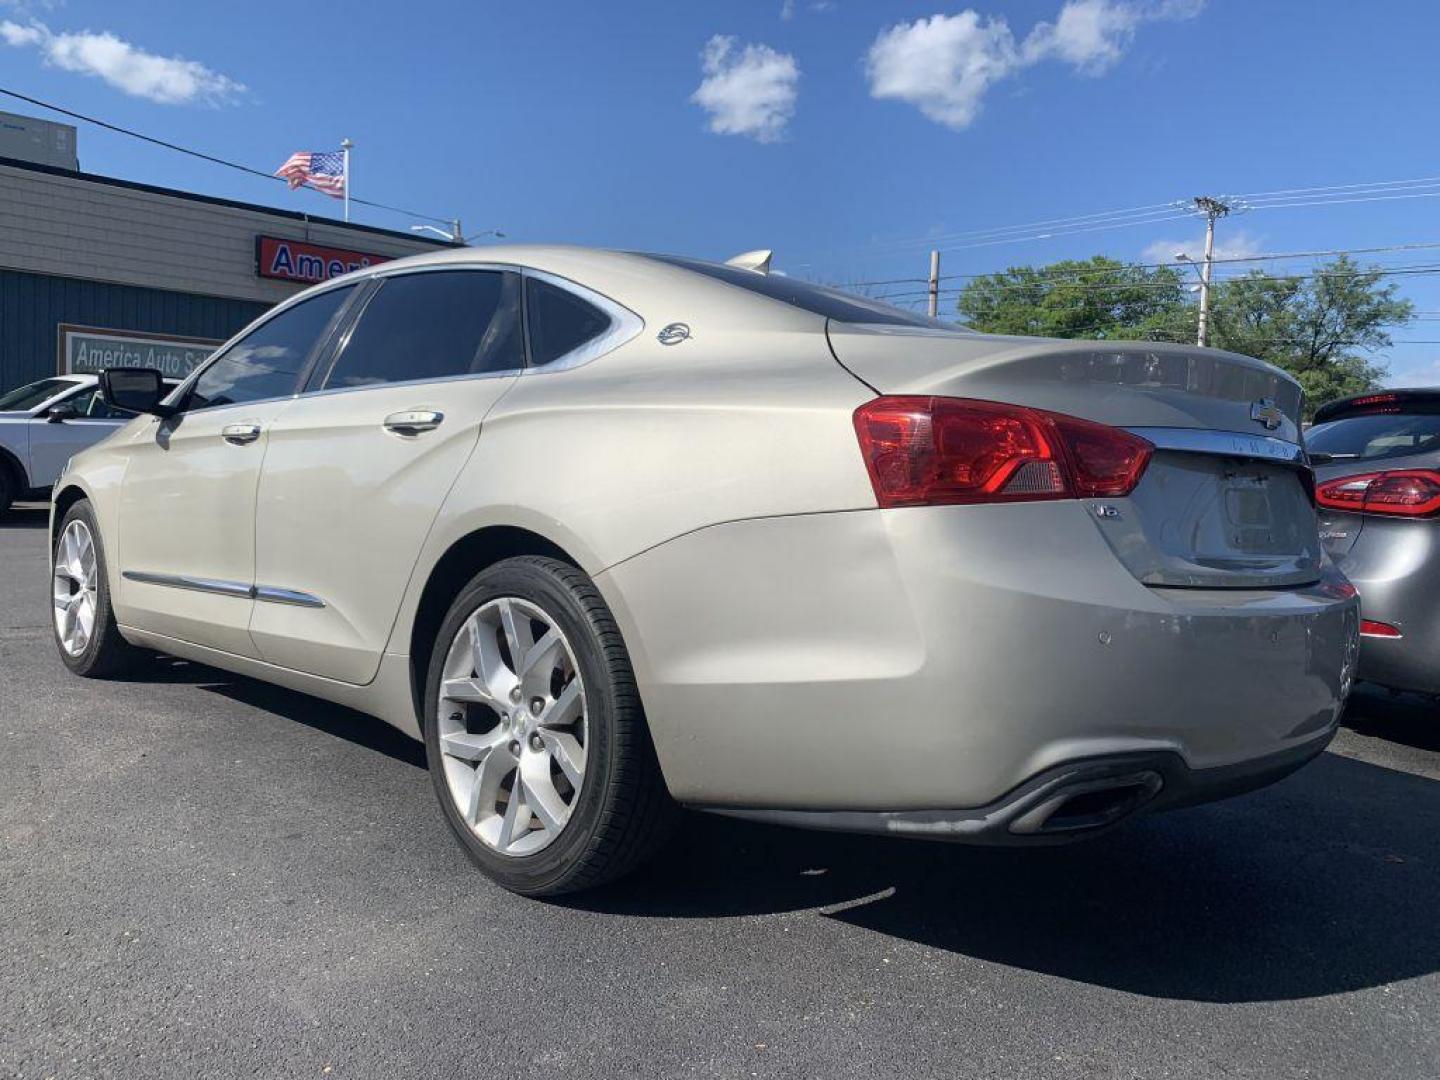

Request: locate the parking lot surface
(2, 503), (1438, 1079)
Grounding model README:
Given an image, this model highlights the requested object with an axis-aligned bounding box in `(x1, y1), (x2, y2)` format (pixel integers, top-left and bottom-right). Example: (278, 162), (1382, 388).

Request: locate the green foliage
(955, 257), (1188, 341)
(954, 254), (1412, 416)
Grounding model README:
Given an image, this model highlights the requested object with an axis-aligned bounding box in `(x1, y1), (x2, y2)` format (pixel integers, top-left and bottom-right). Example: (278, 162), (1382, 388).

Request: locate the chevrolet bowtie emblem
(1250, 398), (1284, 430)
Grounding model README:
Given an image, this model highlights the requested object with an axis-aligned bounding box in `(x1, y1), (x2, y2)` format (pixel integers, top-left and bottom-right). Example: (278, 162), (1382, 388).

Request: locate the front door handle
(383, 410), (444, 436)
(221, 423), (262, 445)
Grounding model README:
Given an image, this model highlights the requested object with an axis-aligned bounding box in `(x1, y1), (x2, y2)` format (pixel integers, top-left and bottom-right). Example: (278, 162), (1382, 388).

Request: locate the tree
(956, 257), (1189, 341)
(955, 254), (1412, 416)
(1208, 256), (1409, 413)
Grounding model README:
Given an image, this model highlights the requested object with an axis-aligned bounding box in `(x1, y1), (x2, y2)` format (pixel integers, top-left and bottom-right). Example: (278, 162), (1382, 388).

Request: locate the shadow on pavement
(580, 750), (1440, 1004)
(1345, 684), (1440, 753)
(119, 652), (428, 770)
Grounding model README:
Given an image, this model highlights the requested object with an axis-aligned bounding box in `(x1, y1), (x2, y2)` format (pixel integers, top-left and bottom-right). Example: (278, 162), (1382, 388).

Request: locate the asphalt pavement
(2, 503), (1437, 1079)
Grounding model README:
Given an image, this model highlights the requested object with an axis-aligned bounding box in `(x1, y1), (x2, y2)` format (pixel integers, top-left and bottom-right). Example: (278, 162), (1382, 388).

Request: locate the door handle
(383, 410), (444, 436)
(221, 423), (262, 445)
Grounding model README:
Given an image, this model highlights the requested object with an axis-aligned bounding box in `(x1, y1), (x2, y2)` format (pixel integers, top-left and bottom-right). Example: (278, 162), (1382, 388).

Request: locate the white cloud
(691, 35), (799, 143)
(866, 12), (1020, 131)
(866, 0), (1203, 130)
(0, 19), (41, 45)
(0, 20), (244, 105)
(1142, 228), (1262, 266)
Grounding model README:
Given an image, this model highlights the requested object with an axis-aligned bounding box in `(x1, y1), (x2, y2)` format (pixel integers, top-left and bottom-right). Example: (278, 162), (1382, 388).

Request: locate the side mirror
(99, 367), (174, 418)
(45, 404), (80, 423)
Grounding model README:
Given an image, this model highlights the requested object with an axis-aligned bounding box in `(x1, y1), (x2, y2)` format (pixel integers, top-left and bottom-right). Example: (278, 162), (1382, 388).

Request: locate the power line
(0, 85), (454, 225)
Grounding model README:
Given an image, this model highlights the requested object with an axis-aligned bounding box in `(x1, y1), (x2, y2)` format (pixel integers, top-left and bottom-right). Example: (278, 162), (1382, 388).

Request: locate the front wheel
(51, 499), (142, 677)
(423, 556), (677, 896)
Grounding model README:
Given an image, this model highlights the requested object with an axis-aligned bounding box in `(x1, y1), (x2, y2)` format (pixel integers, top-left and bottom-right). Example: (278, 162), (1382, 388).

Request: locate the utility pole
(1192, 195), (1230, 348)
(928, 249), (940, 318)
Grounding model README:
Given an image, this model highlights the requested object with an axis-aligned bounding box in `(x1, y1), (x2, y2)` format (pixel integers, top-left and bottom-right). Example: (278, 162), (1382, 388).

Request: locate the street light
(409, 224), (506, 245)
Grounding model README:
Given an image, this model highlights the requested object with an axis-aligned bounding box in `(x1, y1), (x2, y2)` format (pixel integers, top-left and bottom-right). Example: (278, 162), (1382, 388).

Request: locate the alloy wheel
(436, 597), (589, 857)
(52, 519), (98, 657)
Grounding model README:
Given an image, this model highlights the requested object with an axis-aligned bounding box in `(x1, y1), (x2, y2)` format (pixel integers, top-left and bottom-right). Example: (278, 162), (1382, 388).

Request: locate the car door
(248, 267), (525, 683)
(27, 385), (137, 489)
(113, 284), (359, 656)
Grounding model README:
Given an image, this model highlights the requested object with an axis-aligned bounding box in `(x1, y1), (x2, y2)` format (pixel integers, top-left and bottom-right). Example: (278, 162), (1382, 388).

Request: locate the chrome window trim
(122, 571), (324, 609)
(1127, 427), (1306, 465)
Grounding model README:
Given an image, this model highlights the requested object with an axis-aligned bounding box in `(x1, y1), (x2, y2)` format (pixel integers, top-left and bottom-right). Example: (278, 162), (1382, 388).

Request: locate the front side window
(525, 277), (612, 367)
(188, 286), (355, 411)
(0, 378), (78, 412)
(321, 270), (523, 389)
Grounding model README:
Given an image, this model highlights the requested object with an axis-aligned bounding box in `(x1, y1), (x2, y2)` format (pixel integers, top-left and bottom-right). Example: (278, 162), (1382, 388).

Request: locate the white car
(0, 375), (176, 514)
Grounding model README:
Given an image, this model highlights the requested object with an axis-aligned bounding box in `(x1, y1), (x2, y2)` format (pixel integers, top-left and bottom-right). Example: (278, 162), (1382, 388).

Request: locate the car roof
(1312, 388), (1440, 424)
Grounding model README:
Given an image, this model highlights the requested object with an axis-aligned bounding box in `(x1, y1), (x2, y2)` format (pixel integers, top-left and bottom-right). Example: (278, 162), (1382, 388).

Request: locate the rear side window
(525, 277), (612, 366)
(322, 270), (523, 389)
(189, 286), (355, 410)
(1308, 413), (1440, 462)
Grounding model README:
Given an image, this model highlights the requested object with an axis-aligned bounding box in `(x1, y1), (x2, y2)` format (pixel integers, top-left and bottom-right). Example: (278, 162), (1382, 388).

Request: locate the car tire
(51, 499), (143, 678)
(0, 465), (12, 518)
(423, 556), (677, 896)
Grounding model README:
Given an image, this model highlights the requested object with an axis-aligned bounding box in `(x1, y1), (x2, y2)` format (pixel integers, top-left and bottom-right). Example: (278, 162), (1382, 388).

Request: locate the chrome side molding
(122, 571), (324, 609)
(121, 570), (252, 598)
(253, 585), (326, 609)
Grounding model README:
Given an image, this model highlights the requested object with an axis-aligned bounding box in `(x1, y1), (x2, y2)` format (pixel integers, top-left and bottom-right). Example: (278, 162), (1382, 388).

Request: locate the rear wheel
(0, 465), (12, 518)
(423, 556), (676, 896)
(51, 500), (142, 677)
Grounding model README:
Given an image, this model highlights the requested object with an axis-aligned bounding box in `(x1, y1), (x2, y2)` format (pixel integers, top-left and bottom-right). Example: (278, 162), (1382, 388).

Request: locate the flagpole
(340, 138), (353, 223)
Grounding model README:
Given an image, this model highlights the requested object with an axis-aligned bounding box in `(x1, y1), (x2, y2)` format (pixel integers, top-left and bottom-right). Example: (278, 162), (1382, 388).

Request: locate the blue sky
(3, 0), (1440, 383)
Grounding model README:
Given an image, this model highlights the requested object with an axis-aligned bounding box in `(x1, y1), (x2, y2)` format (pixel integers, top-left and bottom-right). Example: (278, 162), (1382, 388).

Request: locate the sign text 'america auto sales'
(255, 235), (393, 285)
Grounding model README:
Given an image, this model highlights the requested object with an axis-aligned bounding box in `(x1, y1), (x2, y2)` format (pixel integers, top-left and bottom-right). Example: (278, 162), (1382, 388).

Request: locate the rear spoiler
(1313, 389), (1440, 424)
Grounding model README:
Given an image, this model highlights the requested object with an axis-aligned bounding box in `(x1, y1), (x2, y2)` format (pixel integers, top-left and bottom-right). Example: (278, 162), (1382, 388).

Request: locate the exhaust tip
(1009, 770), (1163, 837)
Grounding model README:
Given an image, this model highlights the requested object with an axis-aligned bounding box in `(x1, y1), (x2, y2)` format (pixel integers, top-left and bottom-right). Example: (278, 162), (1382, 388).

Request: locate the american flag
(275, 150), (346, 199)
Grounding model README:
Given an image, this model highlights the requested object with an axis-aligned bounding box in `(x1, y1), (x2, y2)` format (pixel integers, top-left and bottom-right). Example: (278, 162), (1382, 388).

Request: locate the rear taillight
(1315, 469), (1440, 518)
(853, 396), (1153, 508)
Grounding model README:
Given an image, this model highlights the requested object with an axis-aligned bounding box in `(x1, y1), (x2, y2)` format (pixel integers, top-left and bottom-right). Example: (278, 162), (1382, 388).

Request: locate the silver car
(0, 374), (176, 515)
(49, 246), (1359, 896)
(1311, 389), (1440, 694)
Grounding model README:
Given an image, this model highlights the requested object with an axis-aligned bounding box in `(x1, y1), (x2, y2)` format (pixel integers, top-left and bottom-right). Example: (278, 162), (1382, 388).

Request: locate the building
(0, 112), (449, 394)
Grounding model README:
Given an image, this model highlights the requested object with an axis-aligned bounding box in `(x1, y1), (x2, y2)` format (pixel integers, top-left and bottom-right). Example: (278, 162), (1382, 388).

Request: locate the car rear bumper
(1330, 519), (1440, 694)
(705, 732), (1335, 843)
(599, 503), (1360, 814)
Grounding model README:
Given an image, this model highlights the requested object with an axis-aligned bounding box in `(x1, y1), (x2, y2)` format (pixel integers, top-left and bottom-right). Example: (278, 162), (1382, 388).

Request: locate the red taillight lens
(1315, 469), (1440, 517)
(1360, 619), (1402, 638)
(853, 396), (1153, 508)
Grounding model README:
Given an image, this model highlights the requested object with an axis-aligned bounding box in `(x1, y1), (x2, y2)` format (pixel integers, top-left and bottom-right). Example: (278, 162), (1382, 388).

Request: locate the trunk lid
(829, 324), (1320, 588)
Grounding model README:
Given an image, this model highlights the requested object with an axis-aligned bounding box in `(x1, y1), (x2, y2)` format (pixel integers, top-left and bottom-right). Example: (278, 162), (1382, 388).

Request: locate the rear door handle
(221, 423), (262, 445)
(383, 410), (444, 436)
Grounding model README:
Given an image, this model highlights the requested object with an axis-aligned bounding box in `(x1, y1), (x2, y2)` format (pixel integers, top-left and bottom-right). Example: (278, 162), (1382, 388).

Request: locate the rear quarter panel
(385, 312), (878, 658)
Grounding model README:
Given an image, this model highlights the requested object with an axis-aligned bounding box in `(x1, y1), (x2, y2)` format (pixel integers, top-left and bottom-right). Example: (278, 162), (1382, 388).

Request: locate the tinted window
(63, 387), (125, 419)
(189, 286), (354, 410)
(525, 278), (612, 366)
(1308, 413), (1440, 462)
(322, 271), (523, 389)
(0, 378), (77, 411)
(643, 254), (954, 329)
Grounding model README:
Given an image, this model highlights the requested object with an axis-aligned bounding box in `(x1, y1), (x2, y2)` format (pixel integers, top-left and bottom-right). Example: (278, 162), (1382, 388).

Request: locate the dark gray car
(1311, 388), (1440, 694)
